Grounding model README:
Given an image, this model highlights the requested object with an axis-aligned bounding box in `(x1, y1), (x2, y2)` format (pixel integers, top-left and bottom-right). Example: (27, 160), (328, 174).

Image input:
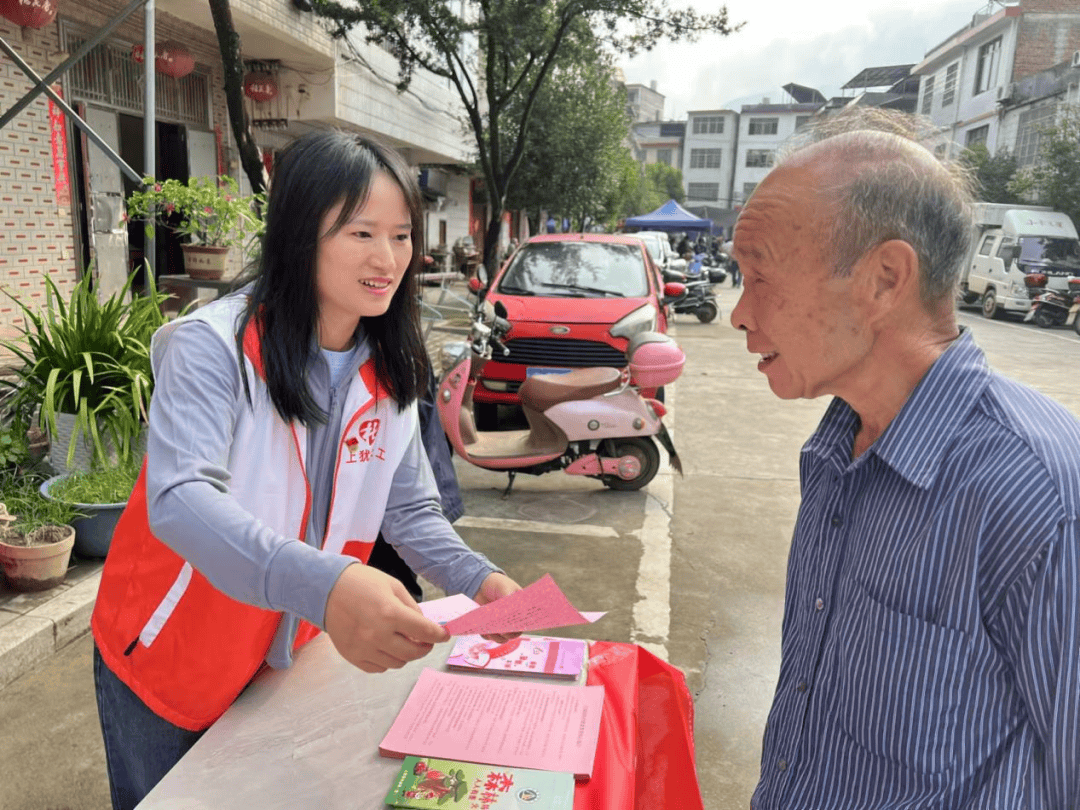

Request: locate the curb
(0, 569), (101, 690)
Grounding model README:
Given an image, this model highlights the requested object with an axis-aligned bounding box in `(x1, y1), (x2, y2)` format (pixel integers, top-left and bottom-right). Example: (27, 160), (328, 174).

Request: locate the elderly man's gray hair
(779, 109), (976, 304)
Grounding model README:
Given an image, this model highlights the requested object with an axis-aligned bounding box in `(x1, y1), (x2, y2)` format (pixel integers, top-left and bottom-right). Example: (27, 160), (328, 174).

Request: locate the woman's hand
(474, 571), (523, 644)
(324, 563), (449, 673)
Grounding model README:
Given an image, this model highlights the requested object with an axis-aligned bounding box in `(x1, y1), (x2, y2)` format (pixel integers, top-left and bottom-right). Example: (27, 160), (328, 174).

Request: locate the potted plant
(39, 460), (139, 559)
(125, 175), (262, 280)
(1, 268), (169, 473)
(0, 473), (81, 592)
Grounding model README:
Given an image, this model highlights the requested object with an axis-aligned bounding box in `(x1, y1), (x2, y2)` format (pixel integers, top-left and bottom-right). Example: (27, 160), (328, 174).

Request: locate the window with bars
(687, 183), (719, 200)
(692, 116), (724, 134)
(942, 63), (958, 106)
(921, 75), (935, 115)
(690, 149), (722, 169)
(64, 32), (210, 127)
(655, 149), (672, 166)
(748, 117), (778, 135)
(965, 125), (989, 147)
(1016, 102), (1057, 166)
(745, 149), (774, 168)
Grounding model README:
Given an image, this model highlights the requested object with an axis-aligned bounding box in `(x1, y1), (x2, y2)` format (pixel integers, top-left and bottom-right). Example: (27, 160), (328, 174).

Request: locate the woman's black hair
(235, 129), (429, 425)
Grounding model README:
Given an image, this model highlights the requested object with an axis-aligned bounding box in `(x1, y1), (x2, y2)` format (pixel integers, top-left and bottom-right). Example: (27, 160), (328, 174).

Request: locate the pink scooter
(436, 301), (685, 495)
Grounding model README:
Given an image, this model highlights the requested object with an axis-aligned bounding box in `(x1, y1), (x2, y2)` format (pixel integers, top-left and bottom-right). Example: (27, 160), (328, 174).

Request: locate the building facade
(912, 0), (1080, 157)
(625, 81), (665, 123)
(731, 102), (820, 206)
(681, 109), (738, 209)
(0, 0), (475, 337)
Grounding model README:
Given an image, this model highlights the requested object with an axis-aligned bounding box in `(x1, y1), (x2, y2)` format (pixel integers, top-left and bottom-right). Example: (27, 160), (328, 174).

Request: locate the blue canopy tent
(624, 199), (713, 234)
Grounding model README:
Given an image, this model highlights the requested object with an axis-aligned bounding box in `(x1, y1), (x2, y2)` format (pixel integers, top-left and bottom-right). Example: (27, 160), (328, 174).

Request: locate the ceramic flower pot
(0, 525), (75, 592)
(181, 245), (230, 280)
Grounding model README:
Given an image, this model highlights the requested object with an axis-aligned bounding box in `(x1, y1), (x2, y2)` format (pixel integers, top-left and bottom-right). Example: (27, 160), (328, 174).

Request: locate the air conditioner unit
(1072, 50), (1080, 68)
(996, 83), (1016, 102)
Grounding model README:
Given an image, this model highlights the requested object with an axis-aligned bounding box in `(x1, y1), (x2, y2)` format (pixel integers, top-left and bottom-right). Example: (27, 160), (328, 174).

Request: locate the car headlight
(610, 304), (658, 340)
(1009, 281), (1027, 297)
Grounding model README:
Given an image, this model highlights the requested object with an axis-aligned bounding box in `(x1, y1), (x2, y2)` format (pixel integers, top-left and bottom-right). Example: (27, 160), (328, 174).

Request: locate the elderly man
(731, 114), (1080, 808)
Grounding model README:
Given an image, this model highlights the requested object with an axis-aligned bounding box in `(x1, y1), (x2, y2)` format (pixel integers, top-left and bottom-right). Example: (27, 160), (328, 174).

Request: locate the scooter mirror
(467, 276), (484, 295)
(663, 282), (686, 300)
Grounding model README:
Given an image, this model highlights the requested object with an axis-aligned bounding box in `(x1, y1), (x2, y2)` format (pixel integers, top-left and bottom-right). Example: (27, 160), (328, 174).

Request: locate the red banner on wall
(48, 86), (71, 207)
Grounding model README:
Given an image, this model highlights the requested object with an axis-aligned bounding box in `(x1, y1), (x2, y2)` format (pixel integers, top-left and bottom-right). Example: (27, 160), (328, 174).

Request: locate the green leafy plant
(126, 175), (262, 249)
(0, 268), (170, 469)
(0, 471), (82, 534)
(48, 460), (140, 506)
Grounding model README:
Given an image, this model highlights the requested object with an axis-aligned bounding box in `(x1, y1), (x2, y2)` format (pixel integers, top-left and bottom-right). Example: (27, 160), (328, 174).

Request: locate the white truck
(959, 203), (1080, 319)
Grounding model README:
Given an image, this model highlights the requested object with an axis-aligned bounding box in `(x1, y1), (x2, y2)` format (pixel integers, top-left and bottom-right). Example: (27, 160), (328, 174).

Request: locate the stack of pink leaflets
(387, 575), (608, 780)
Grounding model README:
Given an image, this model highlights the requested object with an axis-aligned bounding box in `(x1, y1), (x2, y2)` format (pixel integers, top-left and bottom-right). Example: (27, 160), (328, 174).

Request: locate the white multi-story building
(681, 109), (738, 209)
(625, 82), (665, 123)
(912, 0), (1080, 157)
(630, 120), (685, 169)
(732, 100), (821, 205)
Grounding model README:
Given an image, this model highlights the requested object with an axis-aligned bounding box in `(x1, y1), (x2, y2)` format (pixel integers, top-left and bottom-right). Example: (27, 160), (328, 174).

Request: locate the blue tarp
(624, 199), (713, 233)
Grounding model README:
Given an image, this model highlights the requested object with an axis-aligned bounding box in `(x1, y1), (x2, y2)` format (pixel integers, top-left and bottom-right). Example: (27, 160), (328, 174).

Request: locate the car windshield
(1018, 236), (1080, 268)
(498, 242), (650, 297)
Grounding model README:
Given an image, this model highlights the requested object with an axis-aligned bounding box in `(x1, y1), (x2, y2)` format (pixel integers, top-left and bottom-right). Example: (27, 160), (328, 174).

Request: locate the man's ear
(864, 239), (919, 312)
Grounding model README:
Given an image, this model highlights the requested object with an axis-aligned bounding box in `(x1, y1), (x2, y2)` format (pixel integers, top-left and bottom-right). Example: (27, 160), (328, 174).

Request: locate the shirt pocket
(833, 584), (969, 775)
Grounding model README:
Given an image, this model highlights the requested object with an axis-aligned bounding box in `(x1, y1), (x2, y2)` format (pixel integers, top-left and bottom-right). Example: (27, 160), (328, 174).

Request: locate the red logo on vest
(344, 419), (384, 463)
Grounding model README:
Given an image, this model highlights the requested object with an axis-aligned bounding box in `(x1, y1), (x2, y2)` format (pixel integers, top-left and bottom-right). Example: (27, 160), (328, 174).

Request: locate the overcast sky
(621, 0), (992, 117)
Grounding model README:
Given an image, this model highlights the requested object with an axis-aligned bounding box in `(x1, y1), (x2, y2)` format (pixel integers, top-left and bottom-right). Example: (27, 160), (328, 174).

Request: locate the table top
(136, 634), (447, 809)
(158, 274), (245, 291)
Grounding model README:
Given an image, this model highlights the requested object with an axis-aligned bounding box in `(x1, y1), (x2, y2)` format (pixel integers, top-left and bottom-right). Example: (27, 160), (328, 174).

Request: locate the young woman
(90, 130), (520, 810)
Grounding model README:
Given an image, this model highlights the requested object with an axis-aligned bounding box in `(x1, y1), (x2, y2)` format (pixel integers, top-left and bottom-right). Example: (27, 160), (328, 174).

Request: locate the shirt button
(815, 598), (825, 611)
(831, 515), (843, 527)
(778, 759), (788, 772)
(796, 681), (808, 693)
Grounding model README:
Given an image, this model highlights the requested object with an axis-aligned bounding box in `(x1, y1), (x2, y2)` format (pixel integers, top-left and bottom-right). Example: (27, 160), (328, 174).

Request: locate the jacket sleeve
(379, 416), (499, 599)
(145, 320), (352, 628)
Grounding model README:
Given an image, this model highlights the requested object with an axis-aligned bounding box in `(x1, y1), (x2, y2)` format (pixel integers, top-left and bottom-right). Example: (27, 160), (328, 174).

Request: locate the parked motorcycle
(436, 301), (684, 495)
(663, 263), (720, 323)
(1023, 273), (1080, 332)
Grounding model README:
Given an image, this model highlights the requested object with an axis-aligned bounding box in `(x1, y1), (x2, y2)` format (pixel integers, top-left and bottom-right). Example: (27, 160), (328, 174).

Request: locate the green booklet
(384, 756), (575, 809)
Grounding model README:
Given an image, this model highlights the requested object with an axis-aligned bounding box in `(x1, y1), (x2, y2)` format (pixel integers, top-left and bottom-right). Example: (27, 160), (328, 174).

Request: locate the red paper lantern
(243, 72), (279, 103)
(131, 44), (144, 64)
(155, 42), (194, 79)
(0, 0), (58, 28)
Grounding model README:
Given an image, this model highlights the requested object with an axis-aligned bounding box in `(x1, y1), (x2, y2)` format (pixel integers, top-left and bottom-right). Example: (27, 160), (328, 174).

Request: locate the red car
(471, 233), (674, 427)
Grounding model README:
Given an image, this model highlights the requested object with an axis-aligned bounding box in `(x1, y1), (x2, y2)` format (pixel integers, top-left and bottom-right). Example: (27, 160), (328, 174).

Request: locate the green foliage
(620, 162), (687, 219)
(960, 144), (1021, 204)
(0, 268), (169, 469)
(0, 470), (82, 533)
(48, 461), (140, 506)
(1008, 105), (1080, 229)
(0, 425), (29, 471)
(126, 175), (262, 249)
(503, 37), (633, 231)
(307, 0), (736, 267)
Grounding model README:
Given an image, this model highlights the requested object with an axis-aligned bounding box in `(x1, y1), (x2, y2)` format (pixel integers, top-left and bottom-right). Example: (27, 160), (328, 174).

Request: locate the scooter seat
(520, 367), (623, 412)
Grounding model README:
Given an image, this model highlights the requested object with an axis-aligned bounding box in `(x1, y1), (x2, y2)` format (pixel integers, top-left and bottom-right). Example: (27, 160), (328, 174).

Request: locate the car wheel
(981, 289), (1002, 320)
(474, 402), (498, 431)
(695, 301), (719, 323)
(600, 436), (661, 491)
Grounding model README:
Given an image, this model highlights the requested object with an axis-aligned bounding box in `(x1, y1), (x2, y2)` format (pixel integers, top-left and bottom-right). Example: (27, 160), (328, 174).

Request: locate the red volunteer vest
(92, 300), (416, 731)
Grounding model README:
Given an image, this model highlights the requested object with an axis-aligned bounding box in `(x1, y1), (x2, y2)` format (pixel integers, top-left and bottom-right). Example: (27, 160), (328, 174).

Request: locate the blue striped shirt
(753, 329), (1080, 809)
